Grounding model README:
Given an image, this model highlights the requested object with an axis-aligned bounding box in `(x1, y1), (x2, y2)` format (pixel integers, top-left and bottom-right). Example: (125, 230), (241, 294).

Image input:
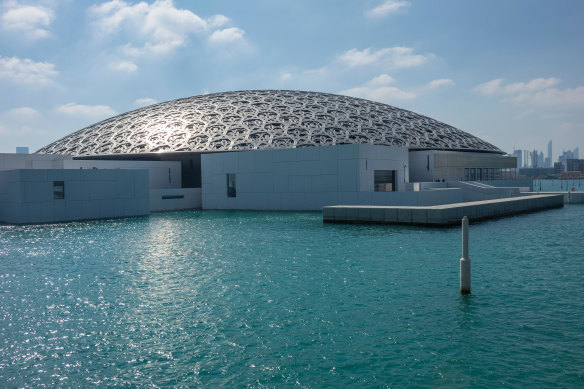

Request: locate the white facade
(202, 144), (464, 210)
(409, 150), (517, 182)
(0, 169), (149, 224)
(61, 159), (182, 189)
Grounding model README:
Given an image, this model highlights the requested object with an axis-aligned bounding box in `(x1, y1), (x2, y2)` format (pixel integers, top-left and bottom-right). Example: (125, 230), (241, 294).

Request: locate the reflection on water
(1, 208), (584, 387)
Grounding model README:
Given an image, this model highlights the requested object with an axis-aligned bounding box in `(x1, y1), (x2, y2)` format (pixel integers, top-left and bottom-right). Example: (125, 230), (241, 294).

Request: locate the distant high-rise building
(547, 140), (552, 167)
(559, 147), (580, 164)
(512, 150), (523, 168)
(531, 149), (540, 168)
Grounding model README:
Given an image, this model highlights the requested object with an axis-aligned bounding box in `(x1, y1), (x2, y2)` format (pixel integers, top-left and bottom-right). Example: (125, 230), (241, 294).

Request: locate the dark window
(374, 170), (396, 192)
(53, 181), (64, 200)
(464, 168), (469, 181)
(162, 195), (184, 200)
(227, 173), (236, 197)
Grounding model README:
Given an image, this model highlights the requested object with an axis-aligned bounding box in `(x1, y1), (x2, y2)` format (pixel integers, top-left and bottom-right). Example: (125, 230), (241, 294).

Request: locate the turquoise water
(1, 207), (583, 387)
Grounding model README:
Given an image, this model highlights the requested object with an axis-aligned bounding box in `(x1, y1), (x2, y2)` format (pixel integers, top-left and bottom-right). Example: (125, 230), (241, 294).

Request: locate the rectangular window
(53, 181), (64, 200)
(464, 168), (469, 181)
(470, 168), (476, 181)
(226, 173), (236, 197)
(162, 195), (184, 200)
(374, 170), (396, 192)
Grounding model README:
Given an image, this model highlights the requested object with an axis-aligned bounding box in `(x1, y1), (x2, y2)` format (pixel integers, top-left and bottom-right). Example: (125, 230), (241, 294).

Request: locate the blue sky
(1, 0), (583, 160)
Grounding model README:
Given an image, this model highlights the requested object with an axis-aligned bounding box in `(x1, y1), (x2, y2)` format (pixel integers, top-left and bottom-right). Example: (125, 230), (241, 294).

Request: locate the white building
(0, 90), (519, 223)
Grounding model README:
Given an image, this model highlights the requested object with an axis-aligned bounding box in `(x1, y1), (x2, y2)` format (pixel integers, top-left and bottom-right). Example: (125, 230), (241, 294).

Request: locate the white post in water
(460, 216), (471, 294)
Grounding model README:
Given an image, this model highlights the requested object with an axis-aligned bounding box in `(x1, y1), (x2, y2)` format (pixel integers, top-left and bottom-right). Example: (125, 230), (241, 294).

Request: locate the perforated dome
(36, 90), (503, 156)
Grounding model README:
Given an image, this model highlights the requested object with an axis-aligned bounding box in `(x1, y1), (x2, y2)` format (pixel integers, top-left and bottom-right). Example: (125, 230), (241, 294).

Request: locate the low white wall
(0, 169), (149, 224)
(150, 188), (202, 211)
(62, 159), (181, 189)
(0, 153), (72, 170)
(524, 191), (584, 204)
(449, 181), (521, 202)
(201, 144), (452, 210)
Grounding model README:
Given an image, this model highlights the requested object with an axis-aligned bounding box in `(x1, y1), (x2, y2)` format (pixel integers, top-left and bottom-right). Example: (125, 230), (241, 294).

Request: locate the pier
(322, 194), (564, 227)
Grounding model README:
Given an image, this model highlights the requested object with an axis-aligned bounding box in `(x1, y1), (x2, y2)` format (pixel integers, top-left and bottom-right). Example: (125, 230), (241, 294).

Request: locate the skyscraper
(547, 140), (552, 167)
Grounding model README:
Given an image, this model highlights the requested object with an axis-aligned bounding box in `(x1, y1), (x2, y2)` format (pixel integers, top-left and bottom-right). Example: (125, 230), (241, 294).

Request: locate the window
(464, 168), (469, 181)
(53, 181), (64, 200)
(226, 173), (236, 197)
(374, 170), (396, 192)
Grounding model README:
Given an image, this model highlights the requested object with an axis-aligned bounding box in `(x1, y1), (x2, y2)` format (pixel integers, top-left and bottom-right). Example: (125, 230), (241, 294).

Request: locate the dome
(36, 90), (503, 156)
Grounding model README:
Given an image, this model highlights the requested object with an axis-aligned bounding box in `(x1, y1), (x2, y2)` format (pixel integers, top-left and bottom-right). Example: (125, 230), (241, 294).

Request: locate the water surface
(1, 207), (583, 387)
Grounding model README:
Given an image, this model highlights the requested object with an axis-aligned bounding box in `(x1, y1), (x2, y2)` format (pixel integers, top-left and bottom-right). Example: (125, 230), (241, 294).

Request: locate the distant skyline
(1, 0), (583, 157)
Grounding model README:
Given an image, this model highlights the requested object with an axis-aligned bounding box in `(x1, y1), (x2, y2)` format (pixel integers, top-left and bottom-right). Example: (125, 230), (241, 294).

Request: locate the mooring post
(460, 216), (471, 294)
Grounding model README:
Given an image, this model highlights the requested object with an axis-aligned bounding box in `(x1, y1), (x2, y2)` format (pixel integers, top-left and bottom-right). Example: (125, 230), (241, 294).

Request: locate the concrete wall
(201, 144), (458, 210)
(524, 191), (584, 204)
(0, 153), (72, 170)
(323, 194), (564, 226)
(150, 188), (202, 211)
(0, 169), (149, 224)
(409, 150), (517, 182)
(448, 181), (521, 202)
(61, 159), (181, 189)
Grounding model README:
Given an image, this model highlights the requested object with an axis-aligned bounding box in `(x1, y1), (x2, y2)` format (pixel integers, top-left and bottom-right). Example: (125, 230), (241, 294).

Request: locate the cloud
(109, 60), (138, 72)
(134, 97), (157, 107)
(474, 77), (561, 96)
(339, 73), (416, 102)
(511, 86), (584, 107)
(89, 0), (240, 55)
(207, 14), (230, 28)
(426, 78), (454, 89)
(280, 72), (292, 81)
(56, 103), (116, 119)
(366, 0), (410, 18)
(474, 77), (583, 107)
(337, 47), (432, 69)
(1, 4), (55, 39)
(0, 56), (58, 85)
(7, 107), (40, 117)
(208, 27), (244, 44)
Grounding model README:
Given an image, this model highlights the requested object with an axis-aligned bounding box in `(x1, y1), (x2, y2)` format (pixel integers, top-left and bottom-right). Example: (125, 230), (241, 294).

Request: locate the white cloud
(280, 72), (292, 81)
(134, 97), (157, 107)
(338, 47), (431, 69)
(366, 0), (410, 18)
(427, 78), (454, 89)
(474, 78), (504, 96)
(6, 107), (40, 119)
(474, 77), (583, 108)
(208, 27), (245, 44)
(475, 77), (561, 96)
(1, 4), (54, 39)
(339, 73), (416, 102)
(303, 67), (328, 77)
(207, 14), (230, 28)
(511, 86), (584, 107)
(56, 103), (116, 119)
(0, 56), (58, 85)
(109, 60), (138, 72)
(89, 0), (239, 55)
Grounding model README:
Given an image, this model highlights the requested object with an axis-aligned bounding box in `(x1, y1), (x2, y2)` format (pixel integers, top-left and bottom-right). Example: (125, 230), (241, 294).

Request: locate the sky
(0, 0), (583, 160)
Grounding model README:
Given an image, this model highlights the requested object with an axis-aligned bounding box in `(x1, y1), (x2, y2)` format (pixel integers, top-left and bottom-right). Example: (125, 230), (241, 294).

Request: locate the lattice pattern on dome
(36, 90), (503, 156)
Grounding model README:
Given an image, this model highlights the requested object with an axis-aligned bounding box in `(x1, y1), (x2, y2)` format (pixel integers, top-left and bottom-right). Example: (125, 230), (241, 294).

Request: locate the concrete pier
(322, 194), (564, 227)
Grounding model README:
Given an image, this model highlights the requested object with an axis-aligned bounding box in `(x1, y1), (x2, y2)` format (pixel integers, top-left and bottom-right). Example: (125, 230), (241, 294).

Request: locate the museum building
(0, 90), (517, 223)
